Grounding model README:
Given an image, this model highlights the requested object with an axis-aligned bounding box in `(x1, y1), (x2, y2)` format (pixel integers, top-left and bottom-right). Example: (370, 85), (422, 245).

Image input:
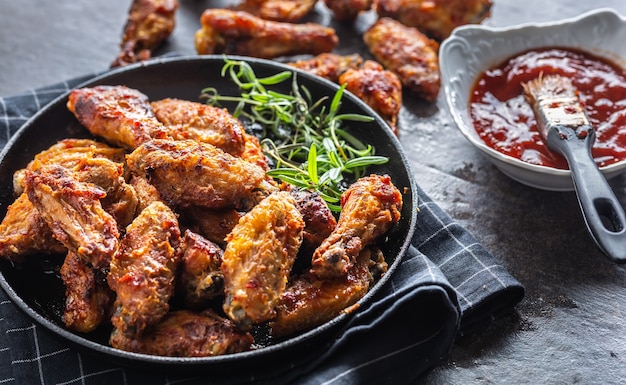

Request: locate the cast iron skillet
(0, 55), (417, 378)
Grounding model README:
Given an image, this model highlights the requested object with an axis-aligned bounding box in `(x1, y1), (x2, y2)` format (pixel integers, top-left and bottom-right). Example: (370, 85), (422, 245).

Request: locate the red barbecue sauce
(470, 47), (626, 170)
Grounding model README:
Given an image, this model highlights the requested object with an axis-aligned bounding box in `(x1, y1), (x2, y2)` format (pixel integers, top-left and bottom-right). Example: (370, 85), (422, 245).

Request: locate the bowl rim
(439, 8), (626, 189)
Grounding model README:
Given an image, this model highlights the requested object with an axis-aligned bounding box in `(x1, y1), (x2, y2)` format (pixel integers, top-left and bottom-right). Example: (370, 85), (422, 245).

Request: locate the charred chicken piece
(234, 0), (318, 22)
(375, 0), (492, 41)
(151, 98), (247, 156)
(178, 230), (225, 309)
(126, 139), (276, 210)
(110, 309), (254, 357)
(60, 250), (115, 333)
(287, 187), (337, 250)
(322, 0), (373, 22)
(194, 9), (338, 59)
(24, 165), (119, 270)
(182, 207), (243, 247)
(67, 85), (167, 150)
(13, 138), (126, 196)
(111, 0), (179, 67)
(108, 201), (181, 337)
(222, 191), (304, 330)
(310, 174), (402, 278)
(271, 246), (387, 337)
(339, 60), (403, 135)
(363, 17), (440, 102)
(0, 192), (66, 262)
(288, 52), (364, 83)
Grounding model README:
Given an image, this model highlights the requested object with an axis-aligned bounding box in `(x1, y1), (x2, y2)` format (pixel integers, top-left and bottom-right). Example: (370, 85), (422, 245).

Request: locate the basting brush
(523, 74), (626, 263)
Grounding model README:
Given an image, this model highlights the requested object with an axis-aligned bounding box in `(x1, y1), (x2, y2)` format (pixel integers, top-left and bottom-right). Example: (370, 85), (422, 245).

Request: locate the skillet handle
(552, 130), (626, 263)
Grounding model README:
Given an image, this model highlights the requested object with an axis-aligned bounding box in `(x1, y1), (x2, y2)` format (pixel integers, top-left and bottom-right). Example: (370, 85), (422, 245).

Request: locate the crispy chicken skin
(222, 191), (304, 329)
(182, 207), (243, 247)
(151, 98), (247, 156)
(110, 309), (253, 356)
(241, 133), (271, 171)
(24, 165), (119, 270)
(271, 247), (386, 337)
(288, 53), (364, 83)
(111, 0), (179, 67)
(323, 0), (373, 22)
(60, 250), (114, 333)
(363, 17), (440, 102)
(195, 9), (338, 59)
(126, 139), (275, 210)
(339, 60), (403, 135)
(129, 174), (164, 213)
(376, 0), (492, 41)
(0, 193), (66, 262)
(107, 201), (181, 337)
(234, 0), (318, 22)
(13, 138), (126, 196)
(178, 230), (225, 309)
(287, 187), (337, 250)
(311, 174), (402, 278)
(67, 85), (167, 150)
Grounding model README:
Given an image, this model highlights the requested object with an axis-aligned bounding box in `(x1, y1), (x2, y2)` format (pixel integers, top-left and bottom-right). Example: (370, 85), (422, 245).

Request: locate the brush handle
(548, 127), (626, 263)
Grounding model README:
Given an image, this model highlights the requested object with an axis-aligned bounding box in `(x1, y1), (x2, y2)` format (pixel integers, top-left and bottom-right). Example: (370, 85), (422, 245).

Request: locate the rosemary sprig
(201, 58), (389, 212)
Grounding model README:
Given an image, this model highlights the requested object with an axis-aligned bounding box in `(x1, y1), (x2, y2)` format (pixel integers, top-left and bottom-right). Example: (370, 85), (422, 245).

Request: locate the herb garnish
(201, 58), (389, 212)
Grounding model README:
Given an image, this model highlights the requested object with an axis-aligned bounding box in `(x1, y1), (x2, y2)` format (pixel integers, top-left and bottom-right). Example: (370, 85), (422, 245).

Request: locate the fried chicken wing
(322, 0), (373, 22)
(151, 98), (247, 156)
(375, 0), (492, 40)
(221, 191), (304, 329)
(182, 207), (242, 247)
(126, 139), (276, 210)
(288, 53), (363, 83)
(194, 9), (338, 59)
(110, 309), (253, 356)
(310, 174), (402, 278)
(363, 17), (440, 102)
(271, 247), (386, 337)
(60, 250), (115, 333)
(235, 0), (318, 22)
(0, 193), (66, 262)
(111, 0), (179, 67)
(107, 201), (181, 337)
(67, 85), (167, 150)
(287, 187), (337, 250)
(24, 165), (119, 270)
(339, 60), (403, 135)
(241, 133), (271, 171)
(129, 174), (164, 212)
(178, 230), (225, 309)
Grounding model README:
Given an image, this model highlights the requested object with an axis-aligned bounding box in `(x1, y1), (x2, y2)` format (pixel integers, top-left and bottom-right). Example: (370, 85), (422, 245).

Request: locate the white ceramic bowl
(439, 8), (626, 191)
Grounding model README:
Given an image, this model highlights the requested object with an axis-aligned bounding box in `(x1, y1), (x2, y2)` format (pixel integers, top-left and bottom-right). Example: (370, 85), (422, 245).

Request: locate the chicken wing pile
(0, 84), (404, 357)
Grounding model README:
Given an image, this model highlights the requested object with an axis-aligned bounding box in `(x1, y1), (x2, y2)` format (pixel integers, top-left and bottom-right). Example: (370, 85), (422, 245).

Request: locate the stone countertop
(2, 1), (626, 384)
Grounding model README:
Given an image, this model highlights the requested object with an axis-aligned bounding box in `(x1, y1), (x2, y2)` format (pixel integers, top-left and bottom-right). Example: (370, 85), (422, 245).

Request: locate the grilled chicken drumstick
(195, 9), (338, 59)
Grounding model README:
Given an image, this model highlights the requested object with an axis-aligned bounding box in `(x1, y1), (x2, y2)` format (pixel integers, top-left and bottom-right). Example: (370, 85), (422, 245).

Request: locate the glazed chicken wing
(178, 230), (225, 309)
(310, 174), (402, 278)
(126, 139), (276, 210)
(322, 0), (373, 22)
(271, 247), (387, 337)
(339, 60), (403, 135)
(221, 191), (304, 329)
(67, 85), (167, 150)
(111, 0), (179, 67)
(363, 17), (440, 102)
(195, 9), (338, 59)
(24, 165), (119, 270)
(61, 250), (115, 333)
(107, 201), (181, 337)
(0, 192), (66, 262)
(288, 52), (363, 83)
(234, 0), (318, 22)
(376, 0), (492, 40)
(151, 98), (247, 156)
(110, 309), (253, 357)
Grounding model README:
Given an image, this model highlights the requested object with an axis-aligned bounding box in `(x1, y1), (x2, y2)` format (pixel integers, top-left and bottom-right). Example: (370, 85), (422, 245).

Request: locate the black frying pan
(0, 55), (417, 378)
